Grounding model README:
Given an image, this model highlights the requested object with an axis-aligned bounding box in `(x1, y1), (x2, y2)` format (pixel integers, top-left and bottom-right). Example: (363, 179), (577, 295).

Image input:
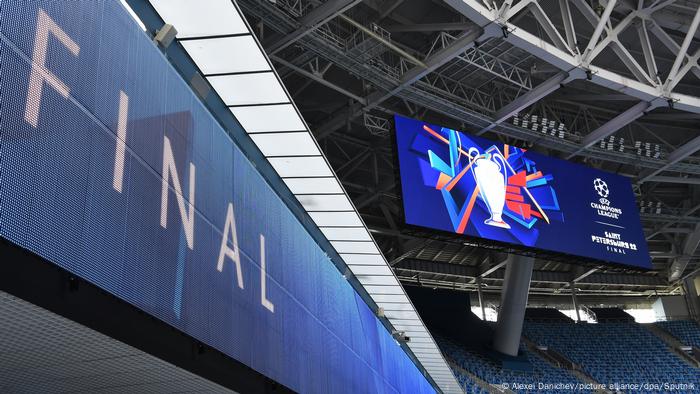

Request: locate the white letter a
(217, 203), (244, 289)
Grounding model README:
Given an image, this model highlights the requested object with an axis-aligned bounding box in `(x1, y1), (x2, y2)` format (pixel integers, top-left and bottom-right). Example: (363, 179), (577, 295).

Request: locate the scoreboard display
(395, 115), (651, 269)
(0, 2), (435, 393)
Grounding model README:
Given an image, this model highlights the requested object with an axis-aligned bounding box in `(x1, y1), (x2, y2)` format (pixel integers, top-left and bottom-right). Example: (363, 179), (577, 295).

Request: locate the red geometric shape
(506, 185), (520, 194)
(508, 171), (527, 187)
(506, 192), (524, 202)
(506, 200), (532, 220)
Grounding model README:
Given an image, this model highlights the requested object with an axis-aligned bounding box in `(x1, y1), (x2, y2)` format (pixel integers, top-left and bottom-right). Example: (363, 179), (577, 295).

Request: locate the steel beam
(315, 28), (484, 139)
(647, 176), (700, 185)
(646, 202), (700, 240)
(266, 0), (362, 55)
(664, 6), (700, 92)
(480, 259), (508, 278)
(567, 101), (651, 159)
(638, 134), (700, 183)
(394, 259), (667, 286)
(478, 71), (568, 135)
(272, 56), (368, 105)
(386, 22), (475, 33)
(669, 223), (700, 282)
(443, 0), (700, 114)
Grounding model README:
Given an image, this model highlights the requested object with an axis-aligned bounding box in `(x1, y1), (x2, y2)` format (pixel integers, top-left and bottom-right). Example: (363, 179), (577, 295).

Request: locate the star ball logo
(593, 178), (609, 198)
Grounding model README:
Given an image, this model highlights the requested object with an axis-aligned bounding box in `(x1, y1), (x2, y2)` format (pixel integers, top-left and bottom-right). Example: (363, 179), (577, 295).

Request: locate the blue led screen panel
(0, 2), (435, 393)
(395, 115), (651, 269)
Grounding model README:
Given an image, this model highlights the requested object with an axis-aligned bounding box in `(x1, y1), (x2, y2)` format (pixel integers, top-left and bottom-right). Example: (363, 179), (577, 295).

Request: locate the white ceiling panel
(408, 343), (438, 350)
(340, 254), (385, 265)
(385, 310), (421, 319)
(319, 227), (372, 241)
(403, 331), (431, 338)
(284, 178), (343, 194)
(330, 241), (379, 254)
(181, 36), (269, 75)
(370, 294), (412, 304)
(308, 212), (363, 227)
(297, 194), (354, 212)
(393, 324), (427, 331)
(150, 0), (248, 38)
(268, 157), (333, 177)
(208, 73), (288, 106)
(378, 302), (415, 311)
(363, 285), (404, 295)
(403, 337), (433, 343)
(249, 132), (320, 157)
(348, 265), (393, 276)
(230, 104), (305, 133)
(356, 276), (400, 286)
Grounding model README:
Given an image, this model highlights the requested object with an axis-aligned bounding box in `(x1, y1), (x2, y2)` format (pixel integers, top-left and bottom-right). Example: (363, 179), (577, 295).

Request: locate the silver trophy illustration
(468, 147), (511, 229)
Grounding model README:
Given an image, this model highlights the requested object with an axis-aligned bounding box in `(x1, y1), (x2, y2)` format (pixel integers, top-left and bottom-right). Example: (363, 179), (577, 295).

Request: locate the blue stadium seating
(657, 320), (700, 348)
(436, 336), (588, 394)
(523, 321), (700, 393)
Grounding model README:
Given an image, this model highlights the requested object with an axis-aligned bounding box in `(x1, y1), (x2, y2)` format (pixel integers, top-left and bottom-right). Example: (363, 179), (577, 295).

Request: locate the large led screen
(395, 115), (651, 269)
(0, 2), (436, 393)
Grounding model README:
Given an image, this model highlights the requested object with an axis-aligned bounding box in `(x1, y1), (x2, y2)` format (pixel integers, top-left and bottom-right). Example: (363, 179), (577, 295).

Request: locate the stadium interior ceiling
(238, 0), (700, 306)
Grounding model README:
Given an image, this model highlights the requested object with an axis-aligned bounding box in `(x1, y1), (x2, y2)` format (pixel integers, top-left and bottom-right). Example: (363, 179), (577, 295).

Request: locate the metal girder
(478, 71), (569, 134)
(443, 0), (700, 114)
(669, 223), (700, 282)
(266, 0), (362, 55)
(241, 0), (700, 176)
(395, 259), (478, 277)
(314, 28), (485, 138)
(386, 22), (475, 33)
(394, 259), (667, 287)
(638, 134), (700, 183)
(572, 267), (599, 283)
(647, 176), (700, 185)
(646, 202), (700, 240)
(479, 259), (508, 277)
(272, 56), (368, 105)
(647, 20), (700, 82)
(567, 101), (651, 159)
(663, 6), (700, 93)
(581, 0), (617, 63)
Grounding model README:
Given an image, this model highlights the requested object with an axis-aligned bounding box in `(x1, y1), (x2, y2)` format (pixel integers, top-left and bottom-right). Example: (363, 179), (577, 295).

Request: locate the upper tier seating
(436, 336), (589, 394)
(523, 321), (700, 393)
(657, 320), (700, 348)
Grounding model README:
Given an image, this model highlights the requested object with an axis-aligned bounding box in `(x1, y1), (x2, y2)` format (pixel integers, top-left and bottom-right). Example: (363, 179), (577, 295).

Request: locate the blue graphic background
(395, 115), (651, 269)
(0, 2), (435, 393)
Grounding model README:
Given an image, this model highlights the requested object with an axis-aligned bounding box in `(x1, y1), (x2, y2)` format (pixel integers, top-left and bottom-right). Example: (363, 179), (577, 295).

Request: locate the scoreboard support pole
(571, 283), (582, 323)
(683, 276), (700, 321)
(492, 254), (534, 357)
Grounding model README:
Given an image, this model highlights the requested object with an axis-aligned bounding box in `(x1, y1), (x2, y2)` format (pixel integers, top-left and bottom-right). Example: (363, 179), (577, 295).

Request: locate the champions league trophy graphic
(468, 147), (511, 229)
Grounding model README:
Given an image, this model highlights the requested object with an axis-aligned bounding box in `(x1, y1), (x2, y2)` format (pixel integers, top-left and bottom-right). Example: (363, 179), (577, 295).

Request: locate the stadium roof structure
(138, 0), (464, 392)
(230, 0), (700, 304)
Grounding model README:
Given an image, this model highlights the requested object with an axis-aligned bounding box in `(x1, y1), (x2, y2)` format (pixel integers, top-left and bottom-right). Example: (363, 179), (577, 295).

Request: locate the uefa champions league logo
(594, 178), (609, 198)
(594, 178), (611, 206)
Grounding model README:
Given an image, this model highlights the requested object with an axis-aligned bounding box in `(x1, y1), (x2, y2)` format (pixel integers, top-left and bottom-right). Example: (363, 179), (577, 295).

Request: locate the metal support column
(683, 275), (700, 321)
(477, 278), (486, 321)
(493, 254), (534, 357)
(571, 282), (581, 322)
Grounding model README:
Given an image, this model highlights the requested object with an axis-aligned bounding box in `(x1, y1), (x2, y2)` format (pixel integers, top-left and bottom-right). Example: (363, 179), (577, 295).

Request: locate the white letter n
(160, 136), (195, 249)
(216, 203), (244, 289)
(25, 9), (80, 127)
